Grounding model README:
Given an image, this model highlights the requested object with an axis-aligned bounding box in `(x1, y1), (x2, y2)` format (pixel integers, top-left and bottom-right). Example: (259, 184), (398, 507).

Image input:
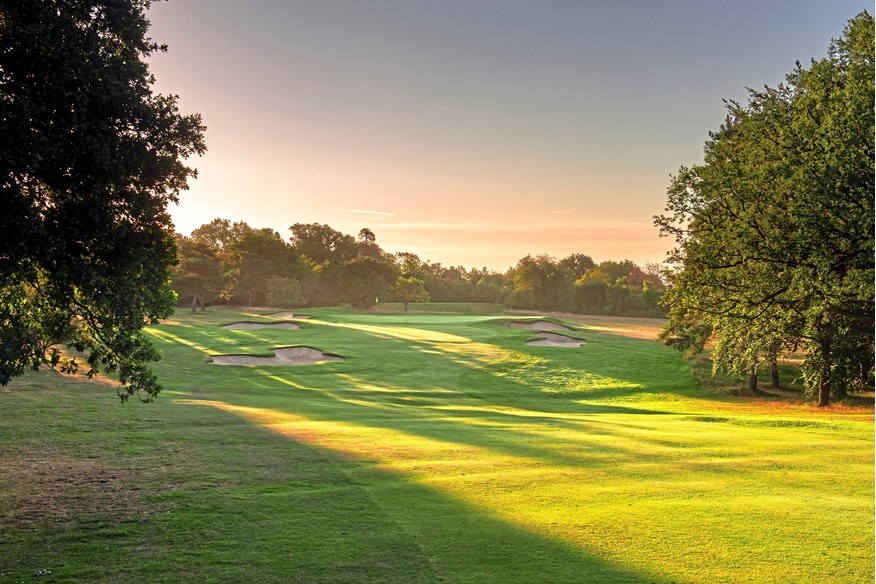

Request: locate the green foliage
(512, 254), (565, 310)
(0, 1), (205, 400)
(264, 277), (307, 308)
(190, 218), (252, 253)
(657, 315), (712, 360)
(569, 260), (665, 317)
(557, 253), (595, 282)
(655, 12), (874, 405)
(175, 223), (661, 316)
(394, 276), (430, 310)
(171, 235), (224, 311)
(226, 228), (298, 306)
(329, 257), (398, 309)
(290, 223), (358, 265)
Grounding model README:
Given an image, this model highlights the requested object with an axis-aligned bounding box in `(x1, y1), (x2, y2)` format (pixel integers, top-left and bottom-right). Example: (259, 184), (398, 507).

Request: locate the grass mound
(222, 321), (301, 330)
(509, 319), (572, 331)
(210, 346), (343, 366)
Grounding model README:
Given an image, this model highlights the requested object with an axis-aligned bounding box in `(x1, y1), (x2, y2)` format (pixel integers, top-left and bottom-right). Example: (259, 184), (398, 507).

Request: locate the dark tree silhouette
(0, 1), (206, 401)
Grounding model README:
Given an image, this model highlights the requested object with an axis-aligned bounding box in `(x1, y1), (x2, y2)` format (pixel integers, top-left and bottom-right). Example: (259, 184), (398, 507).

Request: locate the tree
(394, 277), (430, 311)
(190, 218), (252, 254)
(290, 223), (358, 264)
(265, 277), (307, 308)
(472, 271), (504, 303)
(393, 252), (429, 310)
(358, 227), (376, 245)
(511, 254), (564, 310)
(227, 228), (297, 306)
(655, 13), (874, 405)
(0, 1), (206, 401)
(330, 257), (398, 309)
(558, 253), (595, 283)
(356, 227), (383, 259)
(172, 235), (224, 312)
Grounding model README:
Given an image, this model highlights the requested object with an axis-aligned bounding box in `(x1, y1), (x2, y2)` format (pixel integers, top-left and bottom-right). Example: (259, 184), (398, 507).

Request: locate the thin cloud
(349, 209), (396, 217)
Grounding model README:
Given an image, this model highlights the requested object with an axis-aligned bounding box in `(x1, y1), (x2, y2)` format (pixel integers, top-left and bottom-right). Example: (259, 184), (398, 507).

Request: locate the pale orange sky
(146, 1), (866, 270)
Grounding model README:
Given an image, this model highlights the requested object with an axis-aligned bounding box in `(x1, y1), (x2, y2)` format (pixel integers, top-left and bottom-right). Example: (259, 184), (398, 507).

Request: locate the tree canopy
(0, 1), (206, 400)
(655, 12), (874, 405)
(290, 223), (358, 265)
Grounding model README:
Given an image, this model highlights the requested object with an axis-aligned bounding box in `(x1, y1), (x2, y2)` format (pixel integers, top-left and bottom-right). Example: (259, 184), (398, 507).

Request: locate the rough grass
(1, 308), (872, 583)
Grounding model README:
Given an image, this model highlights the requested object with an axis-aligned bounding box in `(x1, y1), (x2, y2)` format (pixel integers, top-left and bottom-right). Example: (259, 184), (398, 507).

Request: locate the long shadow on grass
(171, 317), (868, 486)
(177, 398), (668, 584)
(154, 316), (701, 472)
(149, 313), (875, 582)
(155, 313), (852, 487)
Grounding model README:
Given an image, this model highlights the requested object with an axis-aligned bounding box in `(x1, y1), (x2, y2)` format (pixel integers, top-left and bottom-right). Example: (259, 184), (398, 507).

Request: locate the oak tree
(0, 1), (206, 400)
(655, 13), (874, 405)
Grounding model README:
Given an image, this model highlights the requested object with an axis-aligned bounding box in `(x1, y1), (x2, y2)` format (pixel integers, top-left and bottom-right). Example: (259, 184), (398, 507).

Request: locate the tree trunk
(770, 359), (780, 388)
(817, 374), (830, 407)
(748, 370), (758, 393)
(403, 301), (409, 312)
(191, 290), (199, 313)
(817, 337), (832, 407)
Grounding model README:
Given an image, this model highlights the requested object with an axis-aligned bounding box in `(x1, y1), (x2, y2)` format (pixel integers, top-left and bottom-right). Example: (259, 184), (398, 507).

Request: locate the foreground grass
(1, 308), (872, 582)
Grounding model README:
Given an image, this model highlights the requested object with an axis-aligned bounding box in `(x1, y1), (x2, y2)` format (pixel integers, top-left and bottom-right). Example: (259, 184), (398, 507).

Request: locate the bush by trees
(265, 278), (307, 308)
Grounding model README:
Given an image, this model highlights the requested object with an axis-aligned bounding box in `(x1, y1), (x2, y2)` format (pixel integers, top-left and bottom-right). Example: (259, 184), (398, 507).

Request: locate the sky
(147, 0), (869, 271)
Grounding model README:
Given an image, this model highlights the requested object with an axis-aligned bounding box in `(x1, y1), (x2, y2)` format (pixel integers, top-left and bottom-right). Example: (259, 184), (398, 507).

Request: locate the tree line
(171, 219), (666, 317)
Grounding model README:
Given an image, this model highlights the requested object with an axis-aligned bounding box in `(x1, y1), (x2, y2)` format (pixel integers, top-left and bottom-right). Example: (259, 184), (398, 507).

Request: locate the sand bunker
(509, 320), (572, 331)
(265, 312), (310, 319)
(525, 331), (585, 348)
(222, 321), (301, 330)
(209, 346), (343, 366)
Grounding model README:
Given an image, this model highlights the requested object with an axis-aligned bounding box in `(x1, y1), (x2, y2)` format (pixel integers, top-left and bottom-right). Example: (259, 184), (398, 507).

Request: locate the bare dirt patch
(222, 321), (301, 330)
(209, 346), (343, 366)
(526, 331), (585, 348)
(509, 320), (572, 331)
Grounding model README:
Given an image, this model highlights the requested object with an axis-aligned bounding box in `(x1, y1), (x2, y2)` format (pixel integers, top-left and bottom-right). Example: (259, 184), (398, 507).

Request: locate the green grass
(1, 307), (872, 582)
(373, 302), (504, 314)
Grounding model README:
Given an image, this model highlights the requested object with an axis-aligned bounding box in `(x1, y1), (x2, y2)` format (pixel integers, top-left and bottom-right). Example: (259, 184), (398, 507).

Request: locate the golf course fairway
(2, 307), (872, 583)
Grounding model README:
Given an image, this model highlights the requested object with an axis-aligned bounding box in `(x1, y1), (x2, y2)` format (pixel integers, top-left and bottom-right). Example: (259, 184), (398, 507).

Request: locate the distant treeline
(172, 219), (666, 316)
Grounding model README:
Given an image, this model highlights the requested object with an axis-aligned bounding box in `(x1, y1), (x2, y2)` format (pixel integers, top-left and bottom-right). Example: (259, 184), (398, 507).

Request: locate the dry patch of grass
(1, 452), (147, 529)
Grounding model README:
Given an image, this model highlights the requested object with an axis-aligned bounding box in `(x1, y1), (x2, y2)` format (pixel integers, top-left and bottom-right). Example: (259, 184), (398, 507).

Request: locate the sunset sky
(148, 1), (867, 270)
